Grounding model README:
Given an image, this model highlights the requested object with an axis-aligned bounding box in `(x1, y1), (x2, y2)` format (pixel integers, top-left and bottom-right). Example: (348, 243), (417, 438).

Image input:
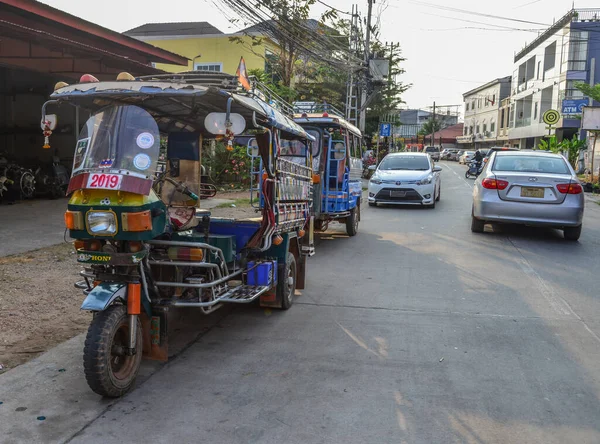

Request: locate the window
(493, 155), (569, 174)
(490, 122), (496, 132)
(537, 61), (541, 79)
(534, 102), (538, 120)
(466, 103), (469, 111)
(469, 126), (473, 135)
(500, 109), (505, 129)
(471, 100), (475, 109)
(568, 31), (588, 71)
(565, 80), (585, 99)
(476, 125), (480, 134)
(483, 123), (487, 133)
(544, 42), (556, 72)
(194, 62), (223, 72)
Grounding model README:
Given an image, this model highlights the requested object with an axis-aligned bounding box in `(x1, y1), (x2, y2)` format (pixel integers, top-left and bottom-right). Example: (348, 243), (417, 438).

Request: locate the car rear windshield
(493, 155), (570, 174)
(379, 155), (430, 171)
(425, 147), (439, 152)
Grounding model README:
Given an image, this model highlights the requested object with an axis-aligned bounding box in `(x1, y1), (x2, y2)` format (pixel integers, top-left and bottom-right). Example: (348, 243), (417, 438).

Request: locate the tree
(575, 82), (600, 102)
(222, 0), (343, 87)
(418, 119), (443, 136)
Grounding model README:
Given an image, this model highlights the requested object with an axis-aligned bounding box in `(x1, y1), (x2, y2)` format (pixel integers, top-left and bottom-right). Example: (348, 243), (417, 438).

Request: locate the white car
(459, 151), (475, 164)
(368, 152), (442, 208)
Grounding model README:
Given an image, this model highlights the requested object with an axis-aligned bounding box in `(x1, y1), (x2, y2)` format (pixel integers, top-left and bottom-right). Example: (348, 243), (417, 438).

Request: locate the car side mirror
(368, 165), (377, 171)
(433, 166), (442, 172)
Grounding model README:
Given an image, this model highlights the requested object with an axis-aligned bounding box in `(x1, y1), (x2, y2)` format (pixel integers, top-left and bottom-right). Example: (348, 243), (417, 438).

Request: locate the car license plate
(520, 187), (544, 198)
(86, 173), (123, 190)
(390, 190), (406, 197)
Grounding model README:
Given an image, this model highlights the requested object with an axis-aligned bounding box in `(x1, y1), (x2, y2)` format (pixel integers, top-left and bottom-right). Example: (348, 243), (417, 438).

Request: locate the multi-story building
(396, 108), (458, 141)
(458, 76), (512, 150)
(508, 9), (600, 148)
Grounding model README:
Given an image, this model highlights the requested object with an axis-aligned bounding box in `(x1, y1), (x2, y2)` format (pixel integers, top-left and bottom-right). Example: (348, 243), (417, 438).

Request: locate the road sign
(379, 123), (392, 137)
(542, 109), (560, 126)
(561, 99), (588, 115)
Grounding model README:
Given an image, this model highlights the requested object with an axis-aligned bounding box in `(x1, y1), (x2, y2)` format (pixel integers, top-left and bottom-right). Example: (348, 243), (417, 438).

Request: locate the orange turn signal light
(121, 211), (152, 232)
(64, 211), (84, 230)
(272, 235), (284, 246)
(312, 174), (320, 184)
(73, 240), (86, 250)
(168, 247), (204, 262)
(298, 229), (306, 238)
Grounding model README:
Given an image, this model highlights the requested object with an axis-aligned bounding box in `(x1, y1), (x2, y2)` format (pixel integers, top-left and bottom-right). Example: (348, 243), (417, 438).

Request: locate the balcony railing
(515, 117), (532, 128)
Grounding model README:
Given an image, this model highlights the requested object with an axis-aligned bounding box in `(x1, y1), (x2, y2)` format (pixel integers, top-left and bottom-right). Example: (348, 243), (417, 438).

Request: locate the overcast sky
(42, 0), (596, 112)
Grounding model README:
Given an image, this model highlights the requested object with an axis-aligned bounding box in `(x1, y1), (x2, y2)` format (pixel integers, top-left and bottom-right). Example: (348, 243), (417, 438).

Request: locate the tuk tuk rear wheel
(278, 252), (296, 310)
(345, 205), (359, 236)
(83, 305), (142, 398)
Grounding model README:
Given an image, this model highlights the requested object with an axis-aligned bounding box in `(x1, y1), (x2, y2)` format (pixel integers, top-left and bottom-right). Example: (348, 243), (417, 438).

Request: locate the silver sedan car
(471, 151), (584, 240)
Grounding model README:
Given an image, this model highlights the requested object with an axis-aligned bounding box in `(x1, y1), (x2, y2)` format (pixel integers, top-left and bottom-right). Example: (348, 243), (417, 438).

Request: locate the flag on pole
(236, 57), (251, 91)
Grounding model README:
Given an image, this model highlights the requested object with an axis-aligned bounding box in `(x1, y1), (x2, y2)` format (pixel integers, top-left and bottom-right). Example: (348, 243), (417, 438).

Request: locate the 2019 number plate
(86, 173), (123, 190)
(520, 187), (544, 198)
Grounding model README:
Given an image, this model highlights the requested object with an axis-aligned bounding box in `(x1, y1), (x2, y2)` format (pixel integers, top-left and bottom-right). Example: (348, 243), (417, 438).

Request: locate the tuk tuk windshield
(73, 105), (160, 178)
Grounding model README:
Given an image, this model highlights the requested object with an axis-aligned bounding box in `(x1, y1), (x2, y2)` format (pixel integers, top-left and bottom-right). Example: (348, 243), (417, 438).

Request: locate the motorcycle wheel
(83, 305), (142, 398)
(19, 171), (35, 198)
(465, 171), (470, 179)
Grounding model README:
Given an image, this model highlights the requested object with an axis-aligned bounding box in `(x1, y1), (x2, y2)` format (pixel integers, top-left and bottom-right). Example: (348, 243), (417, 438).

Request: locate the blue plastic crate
(247, 260), (277, 286)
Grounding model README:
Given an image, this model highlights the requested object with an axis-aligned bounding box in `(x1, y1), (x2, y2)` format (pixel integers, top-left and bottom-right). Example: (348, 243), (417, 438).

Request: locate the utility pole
(432, 101), (436, 147)
(359, 0), (374, 133)
(345, 5), (360, 126)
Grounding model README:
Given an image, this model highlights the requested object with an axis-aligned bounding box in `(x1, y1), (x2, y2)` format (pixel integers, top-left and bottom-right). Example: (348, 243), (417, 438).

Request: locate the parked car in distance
(442, 148), (459, 161)
(368, 152), (442, 208)
(459, 151), (475, 164)
(424, 146), (441, 161)
(471, 151), (584, 240)
(450, 149), (462, 161)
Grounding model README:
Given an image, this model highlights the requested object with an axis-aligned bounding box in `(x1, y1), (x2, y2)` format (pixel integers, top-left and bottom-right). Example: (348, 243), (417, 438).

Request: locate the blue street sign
(561, 99), (588, 115)
(379, 123), (392, 137)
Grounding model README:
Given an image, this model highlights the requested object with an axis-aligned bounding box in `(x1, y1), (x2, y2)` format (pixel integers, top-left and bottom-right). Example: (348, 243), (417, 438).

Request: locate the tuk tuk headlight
(87, 211), (117, 235)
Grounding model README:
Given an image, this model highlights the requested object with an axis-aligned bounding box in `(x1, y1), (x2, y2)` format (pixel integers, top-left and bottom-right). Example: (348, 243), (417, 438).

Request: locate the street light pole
(359, 0), (374, 133)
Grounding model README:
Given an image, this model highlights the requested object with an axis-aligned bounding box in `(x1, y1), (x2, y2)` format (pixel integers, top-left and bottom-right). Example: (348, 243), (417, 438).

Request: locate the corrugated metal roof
(124, 22), (223, 37)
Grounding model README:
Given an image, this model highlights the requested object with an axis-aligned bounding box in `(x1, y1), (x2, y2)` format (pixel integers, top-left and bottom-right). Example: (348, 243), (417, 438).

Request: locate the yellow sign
(543, 109), (560, 126)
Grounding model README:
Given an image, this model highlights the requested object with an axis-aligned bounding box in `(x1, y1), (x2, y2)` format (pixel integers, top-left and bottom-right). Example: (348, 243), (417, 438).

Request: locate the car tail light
(557, 183), (583, 194)
(482, 178), (509, 190)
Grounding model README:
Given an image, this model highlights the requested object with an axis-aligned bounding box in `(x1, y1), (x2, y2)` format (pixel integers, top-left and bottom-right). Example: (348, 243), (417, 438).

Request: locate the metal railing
(293, 102), (345, 117)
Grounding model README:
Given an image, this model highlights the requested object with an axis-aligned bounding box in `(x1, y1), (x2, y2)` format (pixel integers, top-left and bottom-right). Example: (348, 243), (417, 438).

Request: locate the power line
(315, 0), (351, 16)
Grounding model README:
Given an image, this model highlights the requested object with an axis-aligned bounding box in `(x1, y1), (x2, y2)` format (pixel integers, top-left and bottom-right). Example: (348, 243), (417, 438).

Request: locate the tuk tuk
(42, 71), (315, 397)
(293, 104), (363, 236)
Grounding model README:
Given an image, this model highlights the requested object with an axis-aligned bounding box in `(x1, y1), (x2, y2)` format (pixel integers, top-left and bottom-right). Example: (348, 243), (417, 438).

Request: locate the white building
(458, 76), (512, 150)
(508, 9), (600, 148)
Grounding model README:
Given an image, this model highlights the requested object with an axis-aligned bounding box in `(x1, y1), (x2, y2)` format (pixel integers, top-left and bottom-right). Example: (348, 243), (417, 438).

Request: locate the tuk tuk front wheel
(83, 305), (142, 398)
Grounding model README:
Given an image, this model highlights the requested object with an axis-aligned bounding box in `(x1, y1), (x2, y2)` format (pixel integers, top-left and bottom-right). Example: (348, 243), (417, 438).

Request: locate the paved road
(5, 161), (600, 443)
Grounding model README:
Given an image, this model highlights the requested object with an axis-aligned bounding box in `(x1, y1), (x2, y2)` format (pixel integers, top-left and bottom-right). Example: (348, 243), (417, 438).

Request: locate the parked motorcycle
(465, 160), (483, 179)
(33, 156), (69, 199)
(0, 156), (35, 199)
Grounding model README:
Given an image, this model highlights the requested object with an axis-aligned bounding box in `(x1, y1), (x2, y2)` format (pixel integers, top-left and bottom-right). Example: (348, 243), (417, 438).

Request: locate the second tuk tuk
(293, 104), (363, 236)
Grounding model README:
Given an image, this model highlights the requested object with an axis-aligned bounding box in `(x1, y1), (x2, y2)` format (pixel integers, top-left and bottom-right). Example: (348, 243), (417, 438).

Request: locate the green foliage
(537, 135), (586, 169)
(537, 135), (560, 153)
(203, 141), (258, 186)
(575, 82), (600, 102)
(561, 135), (587, 169)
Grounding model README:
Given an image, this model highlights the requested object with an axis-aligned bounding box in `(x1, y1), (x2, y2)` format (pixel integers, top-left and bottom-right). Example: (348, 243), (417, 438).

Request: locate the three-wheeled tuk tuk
(43, 72), (315, 397)
(293, 104), (363, 236)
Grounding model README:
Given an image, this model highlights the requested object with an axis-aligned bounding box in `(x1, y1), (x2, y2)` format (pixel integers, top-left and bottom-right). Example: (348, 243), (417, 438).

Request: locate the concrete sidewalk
(0, 197), (234, 257)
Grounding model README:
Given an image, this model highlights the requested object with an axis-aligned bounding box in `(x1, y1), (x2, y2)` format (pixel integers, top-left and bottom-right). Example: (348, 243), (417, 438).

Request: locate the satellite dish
(204, 113), (246, 135)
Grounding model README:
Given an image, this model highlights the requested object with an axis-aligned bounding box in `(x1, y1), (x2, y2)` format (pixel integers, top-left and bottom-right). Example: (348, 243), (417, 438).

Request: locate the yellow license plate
(521, 187), (544, 198)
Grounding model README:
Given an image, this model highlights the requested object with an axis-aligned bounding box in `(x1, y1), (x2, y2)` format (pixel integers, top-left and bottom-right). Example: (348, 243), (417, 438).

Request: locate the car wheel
(436, 185), (441, 201)
(471, 215), (485, 233)
(563, 225), (582, 241)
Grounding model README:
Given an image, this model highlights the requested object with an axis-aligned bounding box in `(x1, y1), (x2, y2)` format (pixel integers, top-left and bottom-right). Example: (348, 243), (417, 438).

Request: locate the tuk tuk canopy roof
(50, 81), (314, 141)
